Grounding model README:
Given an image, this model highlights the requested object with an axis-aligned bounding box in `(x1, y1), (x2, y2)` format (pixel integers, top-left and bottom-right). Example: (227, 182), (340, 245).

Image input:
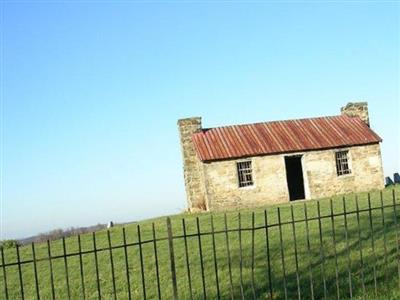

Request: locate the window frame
(236, 159), (254, 188)
(335, 150), (352, 176)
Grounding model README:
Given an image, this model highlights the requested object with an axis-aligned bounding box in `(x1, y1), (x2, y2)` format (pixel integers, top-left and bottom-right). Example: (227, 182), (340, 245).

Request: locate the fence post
(137, 225), (146, 300)
(31, 243), (40, 300)
(107, 231), (117, 300)
(224, 214), (234, 300)
(317, 201), (327, 300)
(277, 207), (288, 300)
(182, 219), (193, 300)
(16, 244), (24, 300)
(380, 191), (389, 283)
(1, 247), (9, 300)
(46, 240), (56, 300)
(264, 210), (273, 300)
(62, 237), (71, 300)
(77, 235), (86, 300)
(392, 189), (400, 289)
(238, 213), (245, 299)
(342, 197), (353, 299)
(122, 228), (132, 300)
(152, 224), (162, 300)
(196, 217), (206, 299)
(250, 212), (256, 300)
(290, 205), (301, 300)
(330, 199), (340, 300)
(167, 217), (178, 300)
(355, 196), (366, 297)
(367, 194), (378, 297)
(210, 215), (221, 299)
(304, 203), (314, 300)
(92, 232), (101, 299)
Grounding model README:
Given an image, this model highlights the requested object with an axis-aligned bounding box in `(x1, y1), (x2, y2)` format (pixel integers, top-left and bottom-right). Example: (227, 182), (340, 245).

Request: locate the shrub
(0, 239), (19, 249)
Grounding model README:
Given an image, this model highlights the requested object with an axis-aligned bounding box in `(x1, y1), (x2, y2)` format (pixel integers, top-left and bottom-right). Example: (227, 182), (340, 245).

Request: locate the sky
(1, 2), (399, 239)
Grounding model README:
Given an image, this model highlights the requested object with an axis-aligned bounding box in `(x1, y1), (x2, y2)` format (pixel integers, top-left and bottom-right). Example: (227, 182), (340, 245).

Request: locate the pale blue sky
(1, 2), (399, 239)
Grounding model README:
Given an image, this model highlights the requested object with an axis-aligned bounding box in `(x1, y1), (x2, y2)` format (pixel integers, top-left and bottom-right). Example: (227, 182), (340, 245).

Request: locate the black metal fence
(1, 189), (400, 299)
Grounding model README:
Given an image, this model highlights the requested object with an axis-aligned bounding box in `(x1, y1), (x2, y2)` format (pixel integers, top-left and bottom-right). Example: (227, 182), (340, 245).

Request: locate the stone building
(178, 102), (384, 211)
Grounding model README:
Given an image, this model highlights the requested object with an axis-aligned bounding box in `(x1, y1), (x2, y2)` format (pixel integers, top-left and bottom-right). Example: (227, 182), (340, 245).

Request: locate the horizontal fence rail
(1, 189), (400, 299)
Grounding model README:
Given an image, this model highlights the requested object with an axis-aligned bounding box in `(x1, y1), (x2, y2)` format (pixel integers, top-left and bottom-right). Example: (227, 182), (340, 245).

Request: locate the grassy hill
(2, 185), (400, 299)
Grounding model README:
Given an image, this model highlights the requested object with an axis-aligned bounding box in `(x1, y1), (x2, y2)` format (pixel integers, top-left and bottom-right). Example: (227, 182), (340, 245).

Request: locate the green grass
(2, 185), (400, 299)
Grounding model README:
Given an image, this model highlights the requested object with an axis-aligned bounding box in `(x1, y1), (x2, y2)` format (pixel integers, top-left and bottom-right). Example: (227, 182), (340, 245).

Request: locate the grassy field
(2, 185), (400, 300)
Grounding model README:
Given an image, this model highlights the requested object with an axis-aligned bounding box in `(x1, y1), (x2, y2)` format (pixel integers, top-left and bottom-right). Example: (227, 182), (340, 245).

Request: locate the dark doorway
(285, 155), (305, 201)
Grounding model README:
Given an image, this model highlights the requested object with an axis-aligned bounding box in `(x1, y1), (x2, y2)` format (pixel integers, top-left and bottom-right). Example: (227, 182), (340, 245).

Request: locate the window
(335, 150), (351, 176)
(237, 160), (254, 187)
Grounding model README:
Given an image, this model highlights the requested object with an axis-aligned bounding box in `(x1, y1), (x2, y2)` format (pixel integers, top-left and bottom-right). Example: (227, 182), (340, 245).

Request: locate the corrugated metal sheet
(192, 115), (382, 162)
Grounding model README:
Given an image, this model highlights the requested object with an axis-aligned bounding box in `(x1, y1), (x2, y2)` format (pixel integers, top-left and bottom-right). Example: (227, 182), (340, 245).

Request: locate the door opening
(285, 155), (305, 201)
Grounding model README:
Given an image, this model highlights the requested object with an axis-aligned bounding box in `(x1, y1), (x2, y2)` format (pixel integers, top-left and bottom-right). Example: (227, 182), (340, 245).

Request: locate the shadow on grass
(223, 211), (400, 300)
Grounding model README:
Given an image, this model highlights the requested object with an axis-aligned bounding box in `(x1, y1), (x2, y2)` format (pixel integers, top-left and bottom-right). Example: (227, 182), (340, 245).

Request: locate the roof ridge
(199, 114), (346, 132)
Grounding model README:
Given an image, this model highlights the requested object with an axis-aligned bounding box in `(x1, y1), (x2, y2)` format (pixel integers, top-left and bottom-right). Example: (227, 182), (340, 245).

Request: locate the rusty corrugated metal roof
(192, 115), (382, 162)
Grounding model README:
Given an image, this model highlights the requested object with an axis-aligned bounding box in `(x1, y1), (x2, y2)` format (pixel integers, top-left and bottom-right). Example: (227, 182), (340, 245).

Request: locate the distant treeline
(33, 224), (107, 243)
(1, 224), (107, 248)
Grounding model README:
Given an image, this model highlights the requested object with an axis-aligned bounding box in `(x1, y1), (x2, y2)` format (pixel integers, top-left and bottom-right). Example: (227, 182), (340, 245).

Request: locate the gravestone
(385, 176), (394, 186)
(394, 173), (400, 184)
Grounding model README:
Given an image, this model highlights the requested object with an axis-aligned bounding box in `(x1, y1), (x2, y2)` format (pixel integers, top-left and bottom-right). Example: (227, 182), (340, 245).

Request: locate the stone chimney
(341, 102), (370, 126)
(177, 117), (207, 211)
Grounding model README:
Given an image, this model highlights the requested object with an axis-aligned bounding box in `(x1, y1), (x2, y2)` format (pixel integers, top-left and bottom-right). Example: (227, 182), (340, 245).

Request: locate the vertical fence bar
(31, 243), (40, 300)
(182, 219), (193, 300)
(1, 247), (8, 300)
(137, 225), (147, 300)
(250, 212), (256, 300)
(304, 203), (314, 300)
(367, 194), (378, 297)
(224, 214), (234, 300)
(152, 224), (161, 300)
(264, 210), (273, 300)
(342, 197), (352, 299)
(392, 189), (400, 289)
(380, 191), (388, 283)
(16, 244), (24, 300)
(167, 217), (178, 300)
(196, 217), (206, 299)
(238, 213), (245, 300)
(355, 196), (366, 297)
(77, 235), (86, 300)
(278, 208), (288, 300)
(107, 231), (117, 300)
(62, 237), (71, 300)
(92, 232), (101, 299)
(210, 215), (221, 299)
(330, 199), (340, 300)
(47, 240), (55, 300)
(317, 202), (327, 300)
(122, 228), (132, 300)
(291, 205), (301, 300)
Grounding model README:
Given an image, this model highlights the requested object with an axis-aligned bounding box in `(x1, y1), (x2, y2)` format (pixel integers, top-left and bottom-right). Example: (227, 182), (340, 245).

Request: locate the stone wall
(202, 143), (384, 210)
(204, 155), (289, 210)
(304, 143), (384, 198)
(177, 117), (207, 211)
(341, 102), (370, 126)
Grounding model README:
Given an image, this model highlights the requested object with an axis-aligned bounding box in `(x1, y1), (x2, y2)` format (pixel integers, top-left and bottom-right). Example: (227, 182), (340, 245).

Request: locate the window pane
(237, 160), (254, 187)
(335, 150), (351, 176)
